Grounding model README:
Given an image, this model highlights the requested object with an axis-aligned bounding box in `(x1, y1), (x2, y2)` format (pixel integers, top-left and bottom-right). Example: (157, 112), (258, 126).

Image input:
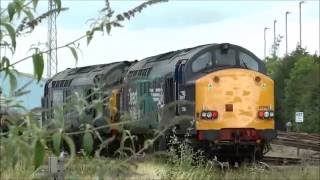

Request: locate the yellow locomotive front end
(194, 68), (275, 160)
(196, 68), (274, 130)
(180, 43), (277, 161)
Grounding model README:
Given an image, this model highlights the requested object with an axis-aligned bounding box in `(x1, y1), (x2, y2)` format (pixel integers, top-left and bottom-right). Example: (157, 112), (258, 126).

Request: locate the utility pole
(273, 20), (277, 56)
(47, 0), (58, 78)
(264, 27), (270, 59)
(285, 11), (291, 55)
(299, 1), (305, 48)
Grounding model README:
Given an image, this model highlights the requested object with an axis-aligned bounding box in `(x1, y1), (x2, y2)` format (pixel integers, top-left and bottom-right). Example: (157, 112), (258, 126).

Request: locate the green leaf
(52, 132), (62, 156)
(32, 53), (44, 82)
(23, 9), (34, 21)
(86, 31), (93, 45)
(32, 0), (40, 9)
(92, 26), (102, 33)
(116, 14), (124, 21)
(62, 134), (75, 167)
(83, 132), (93, 155)
(8, 2), (16, 21)
(144, 139), (154, 149)
(34, 139), (45, 170)
(54, 107), (65, 129)
(68, 46), (78, 63)
(13, 0), (23, 17)
(0, 22), (16, 51)
(14, 90), (31, 97)
(1, 56), (10, 69)
(8, 71), (17, 94)
(54, 0), (62, 13)
(0, 29), (2, 42)
(106, 23), (111, 34)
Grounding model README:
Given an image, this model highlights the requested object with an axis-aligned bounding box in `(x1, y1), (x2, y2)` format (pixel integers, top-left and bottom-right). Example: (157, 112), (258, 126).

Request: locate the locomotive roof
(125, 43), (264, 80)
(48, 61), (131, 87)
(125, 44), (213, 80)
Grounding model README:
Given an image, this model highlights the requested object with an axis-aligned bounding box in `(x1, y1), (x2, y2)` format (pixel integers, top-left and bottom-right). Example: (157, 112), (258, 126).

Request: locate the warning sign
(295, 112), (304, 123)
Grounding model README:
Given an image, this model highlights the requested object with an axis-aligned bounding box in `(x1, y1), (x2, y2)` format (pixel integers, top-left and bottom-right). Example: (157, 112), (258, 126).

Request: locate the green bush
(265, 48), (320, 133)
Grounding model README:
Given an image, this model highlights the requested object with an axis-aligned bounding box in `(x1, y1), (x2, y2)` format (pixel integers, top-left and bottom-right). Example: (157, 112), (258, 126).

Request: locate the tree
(265, 47), (320, 133)
(284, 55), (320, 133)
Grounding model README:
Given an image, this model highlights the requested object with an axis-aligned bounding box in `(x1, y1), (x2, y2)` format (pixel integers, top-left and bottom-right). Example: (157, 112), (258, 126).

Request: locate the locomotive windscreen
(215, 49), (236, 66)
(190, 45), (265, 75)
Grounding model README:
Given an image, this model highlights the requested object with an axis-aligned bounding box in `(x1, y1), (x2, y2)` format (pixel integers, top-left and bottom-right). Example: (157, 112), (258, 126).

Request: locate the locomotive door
(174, 60), (186, 115)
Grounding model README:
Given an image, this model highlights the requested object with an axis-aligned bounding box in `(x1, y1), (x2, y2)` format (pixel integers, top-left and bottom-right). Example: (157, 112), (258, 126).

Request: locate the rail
(262, 156), (320, 166)
(273, 131), (320, 152)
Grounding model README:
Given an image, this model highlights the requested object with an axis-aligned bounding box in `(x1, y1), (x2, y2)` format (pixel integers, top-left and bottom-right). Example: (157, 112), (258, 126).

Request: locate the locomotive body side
(42, 62), (133, 133)
(120, 45), (209, 134)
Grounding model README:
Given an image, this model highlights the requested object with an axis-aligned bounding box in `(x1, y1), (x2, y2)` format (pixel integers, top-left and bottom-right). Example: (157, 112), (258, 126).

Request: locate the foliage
(0, 0), (168, 174)
(1, 0), (168, 87)
(271, 35), (283, 57)
(1, 0), (63, 90)
(161, 129), (320, 179)
(265, 47), (320, 133)
(1, 0), (318, 178)
(1, 156), (320, 179)
(284, 56), (320, 132)
(163, 127), (209, 179)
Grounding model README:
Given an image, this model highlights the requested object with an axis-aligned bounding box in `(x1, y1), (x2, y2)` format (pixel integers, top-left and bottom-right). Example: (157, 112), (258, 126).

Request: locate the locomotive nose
(195, 68), (274, 130)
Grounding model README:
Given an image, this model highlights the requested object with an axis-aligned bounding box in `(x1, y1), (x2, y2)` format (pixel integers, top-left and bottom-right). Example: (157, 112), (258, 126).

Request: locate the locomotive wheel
(101, 136), (120, 157)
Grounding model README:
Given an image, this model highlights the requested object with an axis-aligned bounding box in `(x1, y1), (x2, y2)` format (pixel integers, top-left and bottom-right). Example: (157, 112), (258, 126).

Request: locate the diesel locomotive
(42, 43), (276, 161)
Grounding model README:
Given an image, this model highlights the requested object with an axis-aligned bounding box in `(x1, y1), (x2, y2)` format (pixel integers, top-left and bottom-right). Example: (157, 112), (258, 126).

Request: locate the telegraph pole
(299, 1), (305, 48)
(264, 27), (270, 59)
(285, 11), (291, 55)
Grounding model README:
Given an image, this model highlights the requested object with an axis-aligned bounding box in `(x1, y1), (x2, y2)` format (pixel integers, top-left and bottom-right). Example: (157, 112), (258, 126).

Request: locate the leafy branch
(0, 0), (169, 172)
(1, 0), (167, 82)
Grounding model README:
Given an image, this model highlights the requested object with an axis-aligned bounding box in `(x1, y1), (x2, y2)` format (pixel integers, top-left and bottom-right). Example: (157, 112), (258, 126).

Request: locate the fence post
(48, 155), (64, 180)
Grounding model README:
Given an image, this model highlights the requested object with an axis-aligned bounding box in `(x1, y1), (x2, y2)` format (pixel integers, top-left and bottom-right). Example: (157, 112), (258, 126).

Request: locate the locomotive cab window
(105, 69), (122, 86)
(239, 51), (259, 71)
(192, 52), (212, 73)
(215, 49), (236, 66)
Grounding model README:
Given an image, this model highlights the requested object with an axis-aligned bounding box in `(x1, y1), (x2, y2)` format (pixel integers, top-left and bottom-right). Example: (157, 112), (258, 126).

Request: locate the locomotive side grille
(127, 68), (152, 80)
(52, 80), (73, 88)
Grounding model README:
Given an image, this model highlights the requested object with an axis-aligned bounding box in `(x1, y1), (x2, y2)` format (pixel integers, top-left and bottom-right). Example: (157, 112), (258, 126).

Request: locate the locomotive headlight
(269, 111), (274, 118)
(206, 111), (213, 118)
(201, 111), (218, 119)
(201, 112), (207, 118)
(264, 111), (270, 118)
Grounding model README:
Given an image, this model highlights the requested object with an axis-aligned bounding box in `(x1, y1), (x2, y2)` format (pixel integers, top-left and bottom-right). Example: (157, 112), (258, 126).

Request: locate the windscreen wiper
(240, 59), (249, 69)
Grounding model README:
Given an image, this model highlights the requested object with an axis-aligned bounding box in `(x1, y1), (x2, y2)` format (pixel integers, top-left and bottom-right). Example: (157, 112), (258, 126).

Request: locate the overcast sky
(1, 0), (319, 75)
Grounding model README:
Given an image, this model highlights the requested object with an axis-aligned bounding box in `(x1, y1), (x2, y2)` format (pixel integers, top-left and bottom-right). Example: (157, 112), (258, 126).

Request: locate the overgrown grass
(161, 160), (320, 180)
(1, 131), (319, 180)
(1, 156), (319, 180)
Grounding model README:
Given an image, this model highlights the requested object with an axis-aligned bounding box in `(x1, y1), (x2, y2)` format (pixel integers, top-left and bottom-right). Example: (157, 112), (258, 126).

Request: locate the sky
(0, 0), (319, 76)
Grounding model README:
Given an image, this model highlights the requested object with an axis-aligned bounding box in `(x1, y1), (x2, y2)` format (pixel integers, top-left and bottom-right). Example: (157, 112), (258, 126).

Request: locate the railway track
(262, 156), (320, 166)
(273, 131), (320, 152)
